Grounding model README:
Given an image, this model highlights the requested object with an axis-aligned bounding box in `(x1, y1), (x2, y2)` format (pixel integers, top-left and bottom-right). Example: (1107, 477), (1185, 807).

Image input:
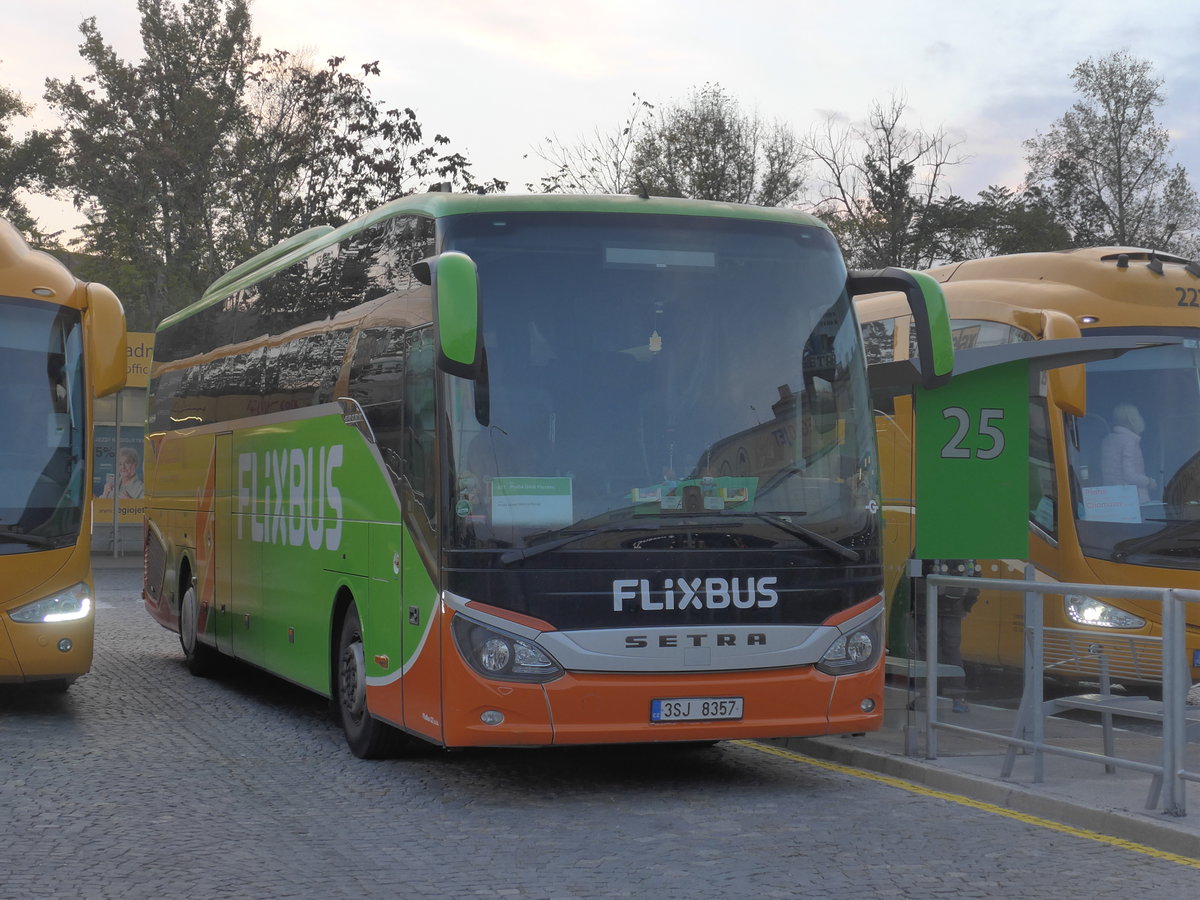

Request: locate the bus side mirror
(417, 252), (482, 380)
(849, 267), (954, 389)
(86, 283), (128, 398)
(1041, 309), (1086, 417)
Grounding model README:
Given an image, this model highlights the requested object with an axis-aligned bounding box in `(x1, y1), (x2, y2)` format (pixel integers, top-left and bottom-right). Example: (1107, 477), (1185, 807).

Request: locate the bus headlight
(817, 614), (882, 675)
(451, 616), (563, 683)
(1065, 594), (1145, 629)
(9, 583), (93, 624)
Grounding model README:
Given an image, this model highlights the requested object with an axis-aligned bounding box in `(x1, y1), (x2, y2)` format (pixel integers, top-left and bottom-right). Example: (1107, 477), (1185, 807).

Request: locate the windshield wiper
(499, 520), (646, 565)
(1112, 519), (1200, 561)
(717, 510), (860, 562)
(0, 529), (56, 548)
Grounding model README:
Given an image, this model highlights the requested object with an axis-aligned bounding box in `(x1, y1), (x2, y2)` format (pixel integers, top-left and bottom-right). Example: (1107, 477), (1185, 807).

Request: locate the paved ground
(0, 561), (1198, 899)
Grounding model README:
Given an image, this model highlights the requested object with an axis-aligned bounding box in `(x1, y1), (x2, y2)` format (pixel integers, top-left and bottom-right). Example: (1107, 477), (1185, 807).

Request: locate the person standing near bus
(1101, 403), (1156, 503)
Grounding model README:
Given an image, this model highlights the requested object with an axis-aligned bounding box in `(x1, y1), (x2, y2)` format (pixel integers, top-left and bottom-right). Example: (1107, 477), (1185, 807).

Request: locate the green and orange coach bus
(143, 192), (952, 756)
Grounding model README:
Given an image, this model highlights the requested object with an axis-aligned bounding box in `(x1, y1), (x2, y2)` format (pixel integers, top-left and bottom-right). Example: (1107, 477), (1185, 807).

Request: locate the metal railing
(918, 567), (1200, 817)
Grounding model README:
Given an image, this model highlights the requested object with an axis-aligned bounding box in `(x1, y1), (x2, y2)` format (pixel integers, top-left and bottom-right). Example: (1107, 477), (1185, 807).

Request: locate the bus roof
(159, 193), (829, 333)
(857, 246), (1200, 333)
(927, 246), (1198, 287)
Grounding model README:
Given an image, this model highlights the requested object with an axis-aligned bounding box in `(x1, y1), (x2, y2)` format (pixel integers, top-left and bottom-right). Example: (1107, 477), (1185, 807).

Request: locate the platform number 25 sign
(915, 361), (1029, 559)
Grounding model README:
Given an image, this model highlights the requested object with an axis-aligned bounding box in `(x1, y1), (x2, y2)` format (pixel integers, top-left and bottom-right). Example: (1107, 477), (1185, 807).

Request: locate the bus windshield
(0, 298), (87, 553)
(1069, 335), (1200, 570)
(441, 212), (876, 555)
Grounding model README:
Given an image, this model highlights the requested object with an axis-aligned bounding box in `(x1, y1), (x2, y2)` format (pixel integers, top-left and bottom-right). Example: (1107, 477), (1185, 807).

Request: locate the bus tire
(336, 606), (407, 759)
(180, 585), (220, 677)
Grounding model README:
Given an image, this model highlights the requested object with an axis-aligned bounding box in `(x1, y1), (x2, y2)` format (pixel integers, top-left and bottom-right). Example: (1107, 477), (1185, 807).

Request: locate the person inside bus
(1100, 403), (1156, 503)
(100, 446), (144, 500)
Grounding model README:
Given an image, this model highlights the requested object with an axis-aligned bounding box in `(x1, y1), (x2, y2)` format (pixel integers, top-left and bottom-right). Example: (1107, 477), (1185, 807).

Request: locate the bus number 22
(941, 407), (1005, 460)
(1177, 287), (1199, 308)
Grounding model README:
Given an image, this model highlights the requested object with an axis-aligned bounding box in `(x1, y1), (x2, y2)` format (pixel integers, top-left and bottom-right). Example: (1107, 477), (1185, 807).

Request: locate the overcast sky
(7, 0), (1200, 234)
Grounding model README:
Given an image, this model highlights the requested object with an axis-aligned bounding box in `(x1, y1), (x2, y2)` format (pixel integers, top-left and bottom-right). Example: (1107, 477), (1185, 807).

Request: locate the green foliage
(632, 84), (805, 206)
(924, 186), (1071, 263)
(1024, 51), (1200, 255)
(42, 0), (502, 329)
(45, 0), (259, 328)
(228, 53), (505, 258)
(0, 85), (62, 242)
(807, 96), (960, 269)
(532, 84), (804, 205)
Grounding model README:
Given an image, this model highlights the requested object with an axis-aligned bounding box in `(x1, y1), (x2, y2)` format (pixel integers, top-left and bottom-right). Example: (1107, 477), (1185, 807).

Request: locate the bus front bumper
(438, 663), (884, 748)
(0, 613), (94, 683)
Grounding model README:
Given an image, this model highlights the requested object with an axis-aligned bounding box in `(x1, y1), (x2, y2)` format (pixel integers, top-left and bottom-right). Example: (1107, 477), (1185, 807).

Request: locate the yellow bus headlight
(9, 582), (93, 624)
(1064, 594), (1145, 629)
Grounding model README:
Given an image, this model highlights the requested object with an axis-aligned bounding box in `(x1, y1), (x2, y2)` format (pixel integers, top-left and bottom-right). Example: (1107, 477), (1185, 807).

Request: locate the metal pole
(1025, 563), (1044, 783)
(112, 390), (120, 558)
(1161, 589), (1186, 816)
(925, 575), (939, 760)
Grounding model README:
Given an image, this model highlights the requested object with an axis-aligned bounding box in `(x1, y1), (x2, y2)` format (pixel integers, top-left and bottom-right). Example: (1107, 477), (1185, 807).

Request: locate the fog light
(480, 710), (505, 726)
(860, 697), (876, 713)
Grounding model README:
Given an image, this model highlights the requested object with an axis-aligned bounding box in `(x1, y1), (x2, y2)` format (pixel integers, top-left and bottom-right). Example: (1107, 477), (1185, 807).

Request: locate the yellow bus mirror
(86, 283), (128, 397)
(1042, 310), (1085, 416)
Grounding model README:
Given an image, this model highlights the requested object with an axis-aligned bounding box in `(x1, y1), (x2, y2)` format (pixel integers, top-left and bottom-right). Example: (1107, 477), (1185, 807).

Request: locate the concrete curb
(777, 736), (1200, 860)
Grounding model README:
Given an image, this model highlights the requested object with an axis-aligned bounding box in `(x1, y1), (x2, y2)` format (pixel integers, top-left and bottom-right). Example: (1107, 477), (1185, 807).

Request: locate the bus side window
(347, 326), (407, 487)
(861, 318), (896, 415)
(1029, 398), (1057, 538)
(404, 326), (436, 523)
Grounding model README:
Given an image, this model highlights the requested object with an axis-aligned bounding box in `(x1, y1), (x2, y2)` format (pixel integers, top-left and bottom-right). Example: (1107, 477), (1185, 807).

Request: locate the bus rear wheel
(336, 606), (408, 759)
(179, 585), (220, 677)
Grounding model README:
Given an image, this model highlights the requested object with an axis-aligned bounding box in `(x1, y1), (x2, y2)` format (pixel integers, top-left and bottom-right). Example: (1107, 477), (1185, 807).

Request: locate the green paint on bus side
(915, 361), (1030, 560)
(227, 411), (423, 693)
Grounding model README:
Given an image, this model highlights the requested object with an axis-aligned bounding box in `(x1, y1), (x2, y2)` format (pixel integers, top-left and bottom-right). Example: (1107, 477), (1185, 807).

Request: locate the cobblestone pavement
(1, 565), (1197, 899)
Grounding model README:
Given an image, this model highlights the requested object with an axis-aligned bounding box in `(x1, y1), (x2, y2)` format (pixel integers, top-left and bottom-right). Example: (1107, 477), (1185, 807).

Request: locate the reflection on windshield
(441, 212), (877, 554)
(1069, 338), (1200, 569)
(0, 298), (86, 552)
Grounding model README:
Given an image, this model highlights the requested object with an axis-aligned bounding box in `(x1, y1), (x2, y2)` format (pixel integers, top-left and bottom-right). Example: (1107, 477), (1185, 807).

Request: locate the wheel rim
(340, 636), (367, 724)
(180, 588), (197, 656)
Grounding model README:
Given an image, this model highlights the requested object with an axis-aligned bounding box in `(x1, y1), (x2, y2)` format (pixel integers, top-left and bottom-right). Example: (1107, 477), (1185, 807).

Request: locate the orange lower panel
(439, 660), (883, 748)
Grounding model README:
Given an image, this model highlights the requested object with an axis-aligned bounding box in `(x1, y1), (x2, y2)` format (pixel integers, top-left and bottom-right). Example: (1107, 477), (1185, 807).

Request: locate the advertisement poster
(93, 425), (145, 524)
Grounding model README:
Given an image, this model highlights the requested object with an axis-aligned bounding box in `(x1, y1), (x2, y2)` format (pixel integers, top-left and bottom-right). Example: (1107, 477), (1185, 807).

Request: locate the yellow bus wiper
(0, 529), (55, 548)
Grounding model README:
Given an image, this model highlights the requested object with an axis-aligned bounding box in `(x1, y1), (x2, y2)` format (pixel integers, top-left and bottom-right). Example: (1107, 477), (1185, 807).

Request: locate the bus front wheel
(336, 606), (407, 759)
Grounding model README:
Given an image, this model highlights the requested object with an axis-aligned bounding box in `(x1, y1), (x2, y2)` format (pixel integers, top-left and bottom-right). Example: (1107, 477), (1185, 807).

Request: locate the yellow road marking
(737, 739), (1200, 869)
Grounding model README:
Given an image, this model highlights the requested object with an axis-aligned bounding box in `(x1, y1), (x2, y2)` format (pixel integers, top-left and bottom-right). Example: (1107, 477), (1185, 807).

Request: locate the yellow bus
(0, 219), (127, 690)
(858, 247), (1200, 689)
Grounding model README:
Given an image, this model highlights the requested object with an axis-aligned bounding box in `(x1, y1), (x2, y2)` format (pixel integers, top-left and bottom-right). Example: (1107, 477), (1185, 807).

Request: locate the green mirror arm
(849, 267), (954, 389)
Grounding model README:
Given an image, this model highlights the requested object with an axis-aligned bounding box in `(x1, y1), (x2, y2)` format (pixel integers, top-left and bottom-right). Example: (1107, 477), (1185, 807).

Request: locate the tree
(805, 95), (962, 269)
(632, 83), (806, 206)
(0, 83), (62, 241)
(923, 185), (1071, 263)
(45, 0), (259, 328)
(527, 93), (652, 194)
(45, 0), (503, 330)
(1024, 51), (1200, 255)
(228, 52), (505, 257)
